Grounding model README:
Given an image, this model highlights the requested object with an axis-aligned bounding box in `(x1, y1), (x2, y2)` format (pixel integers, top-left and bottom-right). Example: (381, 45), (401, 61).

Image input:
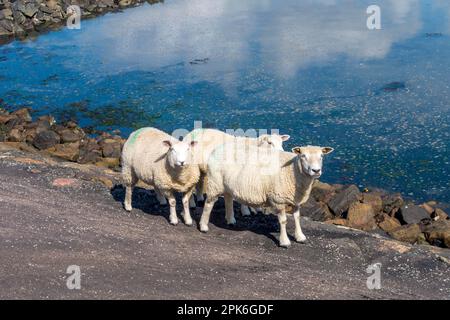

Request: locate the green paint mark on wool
(128, 127), (149, 146)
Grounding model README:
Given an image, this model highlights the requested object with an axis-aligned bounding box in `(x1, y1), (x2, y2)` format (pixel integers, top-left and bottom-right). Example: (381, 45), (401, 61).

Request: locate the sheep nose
(312, 168), (321, 174)
(179, 161), (185, 166)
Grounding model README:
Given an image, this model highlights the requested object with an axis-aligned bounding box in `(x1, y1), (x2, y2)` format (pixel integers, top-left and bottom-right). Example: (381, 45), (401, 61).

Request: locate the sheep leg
(123, 166), (137, 212)
(164, 192), (178, 225)
(196, 178), (205, 202)
(241, 205), (251, 216)
(182, 187), (195, 226)
(277, 210), (291, 248)
(189, 195), (196, 209)
(199, 195), (218, 233)
(225, 194), (236, 225)
(155, 188), (167, 205)
(293, 208), (307, 243)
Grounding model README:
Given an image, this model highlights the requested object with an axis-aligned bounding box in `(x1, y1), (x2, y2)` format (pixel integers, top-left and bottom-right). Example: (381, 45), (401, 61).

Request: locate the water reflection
(1, 0), (450, 202)
(69, 0), (431, 78)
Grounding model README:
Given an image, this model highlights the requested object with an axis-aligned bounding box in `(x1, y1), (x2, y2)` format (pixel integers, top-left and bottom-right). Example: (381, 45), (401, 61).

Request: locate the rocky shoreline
(0, 103), (449, 249)
(0, 0), (160, 44)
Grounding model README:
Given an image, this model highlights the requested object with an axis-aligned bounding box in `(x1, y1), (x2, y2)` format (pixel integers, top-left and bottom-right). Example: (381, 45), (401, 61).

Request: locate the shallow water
(1, 0), (449, 202)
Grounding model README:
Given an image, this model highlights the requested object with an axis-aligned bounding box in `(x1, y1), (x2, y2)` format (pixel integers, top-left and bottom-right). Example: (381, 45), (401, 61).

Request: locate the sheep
(183, 128), (290, 216)
(198, 144), (333, 247)
(121, 127), (200, 226)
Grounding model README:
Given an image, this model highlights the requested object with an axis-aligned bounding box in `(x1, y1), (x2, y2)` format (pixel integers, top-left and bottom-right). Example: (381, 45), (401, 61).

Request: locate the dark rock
(423, 220), (450, 248)
(32, 130), (60, 150)
(19, 3), (39, 18)
(59, 128), (84, 143)
(301, 198), (333, 221)
(0, 18), (13, 32)
(397, 204), (430, 225)
(100, 138), (122, 158)
(311, 181), (335, 203)
(327, 185), (362, 217)
(78, 138), (102, 164)
(382, 193), (404, 215)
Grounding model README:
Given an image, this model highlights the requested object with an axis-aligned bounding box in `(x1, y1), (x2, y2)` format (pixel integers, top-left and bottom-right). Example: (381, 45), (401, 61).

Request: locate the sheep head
(258, 134), (290, 151)
(292, 145), (334, 178)
(163, 139), (198, 168)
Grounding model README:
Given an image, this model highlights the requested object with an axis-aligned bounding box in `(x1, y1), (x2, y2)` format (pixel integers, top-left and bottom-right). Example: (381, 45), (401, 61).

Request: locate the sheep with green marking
(183, 128), (290, 217)
(121, 127), (200, 226)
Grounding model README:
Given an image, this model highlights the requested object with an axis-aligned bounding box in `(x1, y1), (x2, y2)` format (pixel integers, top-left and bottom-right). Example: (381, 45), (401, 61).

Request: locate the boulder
(423, 220), (450, 248)
(362, 192), (383, 213)
(347, 202), (377, 231)
(8, 128), (23, 142)
(12, 108), (32, 122)
(47, 142), (80, 161)
(78, 139), (102, 164)
(397, 204), (430, 225)
(388, 224), (422, 244)
(382, 193), (404, 215)
(301, 198), (333, 221)
(311, 181), (335, 203)
(32, 130), (60, 150)
(327, 185), (362, 217)
(378, 213), (401, 233)
(19, 3), (39, 18)
(0, 114), (16, 124)
(100, 138), (122, 158)
(58, 128), (84, 143)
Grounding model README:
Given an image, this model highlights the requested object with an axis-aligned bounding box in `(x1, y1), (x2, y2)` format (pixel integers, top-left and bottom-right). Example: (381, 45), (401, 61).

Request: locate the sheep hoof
(295, 234), (307, 243)
(279, 239), (291, 248)
(170, 219), (179, 226)
(124, 204), (132, 212)
(227, 217), (237, 225)
(184, 218), (193, 226)
(200, 224), (209, 233)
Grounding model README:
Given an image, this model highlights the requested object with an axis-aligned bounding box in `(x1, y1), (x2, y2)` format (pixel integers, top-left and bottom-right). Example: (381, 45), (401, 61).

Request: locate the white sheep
(199, 144), (333, 247)
(121, 127), (200, 226)
(183, 128), (290, 216)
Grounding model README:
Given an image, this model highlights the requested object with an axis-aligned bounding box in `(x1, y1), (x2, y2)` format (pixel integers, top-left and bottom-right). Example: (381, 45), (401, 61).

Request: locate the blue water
(0, 0), (449, 203)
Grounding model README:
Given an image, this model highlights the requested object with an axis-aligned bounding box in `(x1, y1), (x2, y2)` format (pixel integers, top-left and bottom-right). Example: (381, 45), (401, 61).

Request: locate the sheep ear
(292, 147), (302, 154)
(190, 141), (198, 148)
(163, 140), (172, 148)
(322, 147), (334, 154)
(281, 135), (290, 142)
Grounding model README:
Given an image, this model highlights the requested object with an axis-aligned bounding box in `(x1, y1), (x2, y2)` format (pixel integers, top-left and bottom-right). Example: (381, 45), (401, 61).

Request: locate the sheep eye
(268, 141), (273, 145)
(301, 154), (307, 159)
